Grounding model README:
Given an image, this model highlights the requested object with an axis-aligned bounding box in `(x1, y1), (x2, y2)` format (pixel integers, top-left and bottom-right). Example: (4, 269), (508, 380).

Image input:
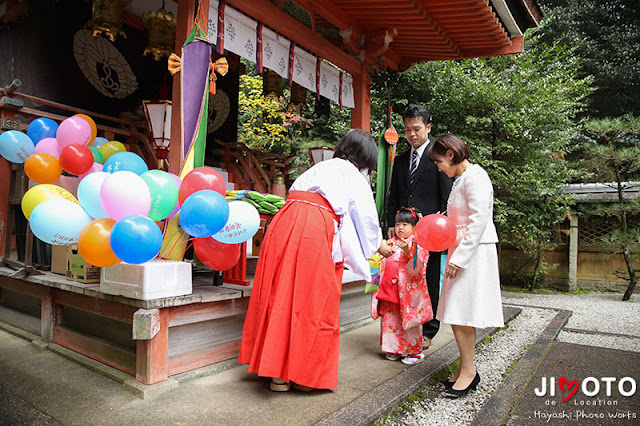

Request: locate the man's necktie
(410, 150), (418, 185)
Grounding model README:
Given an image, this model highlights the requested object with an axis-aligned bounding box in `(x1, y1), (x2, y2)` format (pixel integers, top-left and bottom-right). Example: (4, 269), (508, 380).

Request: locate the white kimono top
(290, 158), (383, 281)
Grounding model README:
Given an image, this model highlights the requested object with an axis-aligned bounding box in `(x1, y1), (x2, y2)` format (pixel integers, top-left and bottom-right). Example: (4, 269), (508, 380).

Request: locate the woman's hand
(378, 241), (395, 258)
(445, 262), (462, 280)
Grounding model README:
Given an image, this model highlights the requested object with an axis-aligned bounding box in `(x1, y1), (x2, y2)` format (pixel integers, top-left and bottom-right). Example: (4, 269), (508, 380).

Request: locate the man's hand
(378, 241), (395, 258)
(387, 227), (395, 239)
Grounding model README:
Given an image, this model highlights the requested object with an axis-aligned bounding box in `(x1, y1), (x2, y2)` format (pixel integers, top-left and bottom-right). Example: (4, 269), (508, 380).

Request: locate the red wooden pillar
(168, 0), (209, 174)
(136, 308), (169, 384)
(350, 62), (372, 133)
(0, 158), (10, 256)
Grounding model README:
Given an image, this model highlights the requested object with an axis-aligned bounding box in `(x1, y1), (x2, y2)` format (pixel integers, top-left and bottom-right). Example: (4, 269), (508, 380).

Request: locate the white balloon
(212, 200), (260, 244)
(99, 171), (151, 221)
(29, 199), (92, 245)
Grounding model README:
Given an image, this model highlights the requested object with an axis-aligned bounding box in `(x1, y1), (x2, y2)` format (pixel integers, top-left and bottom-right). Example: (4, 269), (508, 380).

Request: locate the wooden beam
(306, 0), (362, 34)
(225, 0), (362, 76)
(53, 326), (136, 375)
(460, 36), (523, 57)
(55, 291), (137, 324)
(41, 288), (55, 343)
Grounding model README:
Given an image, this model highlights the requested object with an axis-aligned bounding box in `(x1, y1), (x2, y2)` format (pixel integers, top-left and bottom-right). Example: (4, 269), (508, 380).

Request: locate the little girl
(372, 207), (432, 365)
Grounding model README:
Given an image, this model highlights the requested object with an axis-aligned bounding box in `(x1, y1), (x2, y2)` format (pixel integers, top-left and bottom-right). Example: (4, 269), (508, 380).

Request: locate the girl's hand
(397, 239), (410, 258)
(445, 262), (462, 280)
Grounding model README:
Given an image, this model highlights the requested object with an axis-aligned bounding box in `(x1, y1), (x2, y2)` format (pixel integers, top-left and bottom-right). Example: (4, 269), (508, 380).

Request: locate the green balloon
(140, 169), (179, 221)
(88, 146), (104, 164)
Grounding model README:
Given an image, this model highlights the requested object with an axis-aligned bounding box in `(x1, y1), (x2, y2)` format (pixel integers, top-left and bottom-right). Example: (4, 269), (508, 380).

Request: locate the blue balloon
(180, 190), (230, 238)
(110, 215), (163, 264)
(103, 151), (149, 175)
(92, 137), (109, 149)
(27, 118), (58, 145)
(29, 198), (92, 245)
(0, 130), (34, 163)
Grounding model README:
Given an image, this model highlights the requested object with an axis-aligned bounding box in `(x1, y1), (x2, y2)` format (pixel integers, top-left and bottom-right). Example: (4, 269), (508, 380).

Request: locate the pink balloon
(165, 173), (183, 218)
(78, 162), (104, 179)
(99, 171), (152, 221)
(34, 137), (60, 158)
(56, 116), (92, 150)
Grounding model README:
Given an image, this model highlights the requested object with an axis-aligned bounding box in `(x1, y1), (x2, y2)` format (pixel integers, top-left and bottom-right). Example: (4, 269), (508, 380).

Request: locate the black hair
(333, 128), (378, 171)
(427, 134), (470, 165)
(395, 207), (420, 227)
(402, 104), (431, 126)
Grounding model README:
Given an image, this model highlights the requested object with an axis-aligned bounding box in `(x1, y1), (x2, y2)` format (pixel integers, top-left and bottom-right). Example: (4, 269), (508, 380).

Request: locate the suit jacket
(385, 140), (454, 229)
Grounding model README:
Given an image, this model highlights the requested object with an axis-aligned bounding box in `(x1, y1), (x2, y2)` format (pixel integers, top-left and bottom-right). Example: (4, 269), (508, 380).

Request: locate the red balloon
(194, 237), (240, 271)
(178, 167), (226, 205)
(59, 144), (94, 175)
(414, 214), (457, 252)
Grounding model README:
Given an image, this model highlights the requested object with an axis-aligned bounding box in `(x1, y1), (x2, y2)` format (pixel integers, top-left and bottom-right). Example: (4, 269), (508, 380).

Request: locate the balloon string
(158, 225), (188, 259)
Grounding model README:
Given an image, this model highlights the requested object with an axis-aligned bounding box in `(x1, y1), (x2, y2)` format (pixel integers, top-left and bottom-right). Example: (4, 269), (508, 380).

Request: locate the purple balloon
(34, 137), (60, 158)
(56, 116), (92, 149)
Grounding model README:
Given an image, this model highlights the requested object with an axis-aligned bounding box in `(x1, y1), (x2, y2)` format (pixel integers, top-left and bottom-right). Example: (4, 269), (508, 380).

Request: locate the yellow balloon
(22, 184), (79, 219)
(98, 141), (126, 161)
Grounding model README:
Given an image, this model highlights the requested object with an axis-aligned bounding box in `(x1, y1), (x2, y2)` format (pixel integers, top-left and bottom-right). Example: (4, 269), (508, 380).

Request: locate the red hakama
(238, 191), (344, 390)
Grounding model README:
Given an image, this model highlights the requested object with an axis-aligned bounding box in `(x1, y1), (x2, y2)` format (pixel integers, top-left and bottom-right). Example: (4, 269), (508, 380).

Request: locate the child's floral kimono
(371, 236), (432, 355)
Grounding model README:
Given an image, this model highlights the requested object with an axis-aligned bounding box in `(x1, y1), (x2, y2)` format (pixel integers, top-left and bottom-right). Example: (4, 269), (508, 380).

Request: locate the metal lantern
(143, 2), (177, 61)
(263, 69), (283, 99)
(142, 100), (172, 170)
(308, 146), (335, 165)
(289, 82), (307, 112)
(89, 0), (131, 42)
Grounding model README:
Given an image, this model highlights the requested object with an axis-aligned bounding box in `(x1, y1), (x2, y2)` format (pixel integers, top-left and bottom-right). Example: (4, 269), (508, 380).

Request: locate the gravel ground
(385, 307), (557, 426)
(502, 291), (640, 352)
(383, 291), (640, 425)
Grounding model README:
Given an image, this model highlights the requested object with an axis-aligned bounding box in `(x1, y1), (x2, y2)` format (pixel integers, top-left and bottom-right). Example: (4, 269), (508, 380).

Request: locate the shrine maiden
(239, 129), (393, 392)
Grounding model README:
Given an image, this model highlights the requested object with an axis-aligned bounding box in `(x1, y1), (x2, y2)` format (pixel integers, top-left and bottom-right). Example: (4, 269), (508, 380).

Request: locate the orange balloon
(78, 218), (121, 267)
(24, 153), (62, 184)
(74, 114), (97, 146)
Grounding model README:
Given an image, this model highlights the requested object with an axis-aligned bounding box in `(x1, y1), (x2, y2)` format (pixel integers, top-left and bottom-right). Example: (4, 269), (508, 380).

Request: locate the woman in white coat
(427, 134), (504, 398)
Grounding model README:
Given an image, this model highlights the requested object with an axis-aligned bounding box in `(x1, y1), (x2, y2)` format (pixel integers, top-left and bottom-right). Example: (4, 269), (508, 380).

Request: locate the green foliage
(578, 116), (640, 300)
(534, 0), (640, 118)
(371, 40), (593, 287)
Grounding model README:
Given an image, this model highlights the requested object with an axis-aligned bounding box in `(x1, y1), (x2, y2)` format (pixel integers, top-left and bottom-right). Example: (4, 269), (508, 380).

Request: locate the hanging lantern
(142, 100), (172, 170)
(143, 1), (177, 61)
(88, 0), (131, 42)
(384, 127), (399, 145)
(263, 69), (283, 100)
(289, 82), (307, 112)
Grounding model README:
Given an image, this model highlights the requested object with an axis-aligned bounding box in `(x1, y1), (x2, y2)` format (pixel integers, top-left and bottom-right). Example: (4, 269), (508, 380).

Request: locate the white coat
(437, 164), (504, 328)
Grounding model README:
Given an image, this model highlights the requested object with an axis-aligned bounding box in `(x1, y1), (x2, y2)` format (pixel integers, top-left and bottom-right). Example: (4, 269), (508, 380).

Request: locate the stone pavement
(1, 292), (637, 425)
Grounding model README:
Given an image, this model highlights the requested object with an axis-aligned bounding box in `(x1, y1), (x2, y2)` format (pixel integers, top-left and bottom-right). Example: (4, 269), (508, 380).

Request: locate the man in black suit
(384, 104), (453, 350)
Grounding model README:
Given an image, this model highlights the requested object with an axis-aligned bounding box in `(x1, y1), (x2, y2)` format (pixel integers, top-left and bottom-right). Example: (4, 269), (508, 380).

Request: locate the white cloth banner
(292, 47), (316, 92)
(262, 27), (291, 79)
(319, 61), (341, 104)
(205, 2), (353, 108)
(206, 0), (219, 42)
(342, 74), (355, 108)
(224, 7), (257, 63)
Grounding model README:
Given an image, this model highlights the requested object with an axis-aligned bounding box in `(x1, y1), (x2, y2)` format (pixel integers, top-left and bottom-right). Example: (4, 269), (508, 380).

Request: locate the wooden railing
(216, 140), (294, 193)
(0, 79), (156, 168)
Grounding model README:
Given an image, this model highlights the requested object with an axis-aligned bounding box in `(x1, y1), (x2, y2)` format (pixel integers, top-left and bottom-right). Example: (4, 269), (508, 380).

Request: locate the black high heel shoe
(439, 378), (456, 389)
(443, 372), (480, 398)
